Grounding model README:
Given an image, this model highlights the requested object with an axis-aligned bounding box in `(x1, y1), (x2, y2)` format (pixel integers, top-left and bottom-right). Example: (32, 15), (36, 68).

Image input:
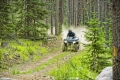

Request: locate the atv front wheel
(62, 44), (67, 52)
(74, 44), (79, 52)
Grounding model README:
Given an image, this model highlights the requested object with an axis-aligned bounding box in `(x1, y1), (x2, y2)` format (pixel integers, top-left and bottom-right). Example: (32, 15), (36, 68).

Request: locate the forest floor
(0, 26), (87, 80)
(0, 47), (83, 80)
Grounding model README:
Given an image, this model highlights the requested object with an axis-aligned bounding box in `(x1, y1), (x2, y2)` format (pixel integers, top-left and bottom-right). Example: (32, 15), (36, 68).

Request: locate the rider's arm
(73, 32), (76, 38)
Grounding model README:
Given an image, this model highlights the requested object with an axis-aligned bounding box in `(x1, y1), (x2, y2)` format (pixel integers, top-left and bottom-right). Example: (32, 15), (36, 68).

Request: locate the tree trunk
(26, 0), (31, 37)
(72, 0), (74, 26)
(111, 0), (120, 79)
(97, 0), (100, 21)
(104, 1), (109, 45)
(59, 0), (63, 34)
(55, 0), (59, 35)
(50, 0), (54, 35)
(74, 0), (77, 27)
(82, 0), (85, 25)
(68, 0), (71, 27)
(77, 0), (81, 26)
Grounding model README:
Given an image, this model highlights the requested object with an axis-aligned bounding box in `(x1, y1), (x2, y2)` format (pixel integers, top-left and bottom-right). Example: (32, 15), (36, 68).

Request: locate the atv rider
(67, 29), (76, 38)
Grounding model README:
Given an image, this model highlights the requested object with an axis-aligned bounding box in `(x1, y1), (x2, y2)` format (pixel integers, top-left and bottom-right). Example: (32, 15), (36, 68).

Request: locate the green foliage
(0, 1), (15, 40)
(103, 19), (112, 49)
(0, 0), (50, 40)
(50, 50), (98, 80)
(0, 39), (49, 70)
(21, 51), (70, 74)
(58, 25), (62, 35)
(84, 18), (111, 72)
(27, 47), (36, 55)
(40, 47), (47, 54)
(0, 50), (3, 68)
(0, 37), (61, 70)
(0, 50), (3, 60)
(13, 0), (50, 39)
(12, 68), (20, 75)
(50, 49), (111, 80)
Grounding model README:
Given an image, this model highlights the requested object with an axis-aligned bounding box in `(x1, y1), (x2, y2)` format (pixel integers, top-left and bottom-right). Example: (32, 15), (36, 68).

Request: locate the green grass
(49, 49), (112, 80)
(0, 38), (60, 71)
(12, 68), (20, 75)
(20, 51), (71, 74)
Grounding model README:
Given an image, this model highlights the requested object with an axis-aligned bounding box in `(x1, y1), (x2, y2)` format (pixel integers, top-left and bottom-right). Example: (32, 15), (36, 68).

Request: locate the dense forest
(0, 0), (119, 80)
(0, 0), (111, 39)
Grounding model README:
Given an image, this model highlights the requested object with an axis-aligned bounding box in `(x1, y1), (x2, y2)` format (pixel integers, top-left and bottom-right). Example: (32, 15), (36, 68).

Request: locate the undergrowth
(0, 38), (61, 71)
(50, 48), (112, 80)
(20, 51), (70, 74)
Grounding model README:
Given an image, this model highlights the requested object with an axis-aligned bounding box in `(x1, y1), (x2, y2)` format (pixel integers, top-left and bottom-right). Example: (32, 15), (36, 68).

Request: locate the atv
(62, 37), (80, 52)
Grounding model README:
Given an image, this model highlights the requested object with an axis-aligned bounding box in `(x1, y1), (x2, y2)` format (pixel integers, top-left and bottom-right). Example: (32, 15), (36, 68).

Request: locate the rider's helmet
(68, 29), (72, 33)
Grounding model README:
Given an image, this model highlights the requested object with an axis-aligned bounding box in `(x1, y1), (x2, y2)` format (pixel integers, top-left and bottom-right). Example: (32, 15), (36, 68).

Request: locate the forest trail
(0, 26), (87, 80)
(12, 50), (81, 80)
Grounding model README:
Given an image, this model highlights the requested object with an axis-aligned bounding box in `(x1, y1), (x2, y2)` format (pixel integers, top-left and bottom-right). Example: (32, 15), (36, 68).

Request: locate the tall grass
(50, 49), (112, 80)
(0, 39), (48, 70)
(0, 38), (61, 73)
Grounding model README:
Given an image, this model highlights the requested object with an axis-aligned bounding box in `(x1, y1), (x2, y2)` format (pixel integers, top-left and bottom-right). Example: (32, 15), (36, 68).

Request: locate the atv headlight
(73, 41), (76, 44)
(64, 41), (67, 43)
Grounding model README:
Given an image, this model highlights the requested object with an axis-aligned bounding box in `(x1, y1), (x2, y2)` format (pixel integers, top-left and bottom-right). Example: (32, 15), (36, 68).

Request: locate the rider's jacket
(67, 32), (75, 38)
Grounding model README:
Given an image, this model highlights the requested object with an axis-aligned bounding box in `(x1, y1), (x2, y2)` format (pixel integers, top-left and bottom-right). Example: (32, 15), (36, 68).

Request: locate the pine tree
(84, 18), (107, 72)
(15, 0), (49, 39)
(0, 0), (14, 40)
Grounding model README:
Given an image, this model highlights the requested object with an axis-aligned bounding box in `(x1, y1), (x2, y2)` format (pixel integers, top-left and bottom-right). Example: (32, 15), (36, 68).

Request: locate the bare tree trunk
(70, 0), (73, 26)
(68, 0), (71, 27)
(77, 0), (81, 26)
(55, 0), (59, 35)
(50, 0), (54, 35)
(97, 0), (100, 21)
(72, 0), (74, 26)
(104, 1), (109, 45)
(82, 0), (85, 25)
(111, 0), (120, 79)
(75, 0), (77, 27)
(59, 0), (63, 34)
(88, 0), (91, 21)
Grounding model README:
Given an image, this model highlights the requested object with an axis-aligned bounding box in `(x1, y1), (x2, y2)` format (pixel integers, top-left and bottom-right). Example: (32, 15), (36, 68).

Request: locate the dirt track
(0, 26), (87, 80)
(0, 48), (82, 80)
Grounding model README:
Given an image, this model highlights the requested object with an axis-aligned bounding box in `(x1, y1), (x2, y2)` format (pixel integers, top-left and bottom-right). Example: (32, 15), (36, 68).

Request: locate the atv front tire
(62, 44), (67, 52)
(74, 44), (79, 52)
